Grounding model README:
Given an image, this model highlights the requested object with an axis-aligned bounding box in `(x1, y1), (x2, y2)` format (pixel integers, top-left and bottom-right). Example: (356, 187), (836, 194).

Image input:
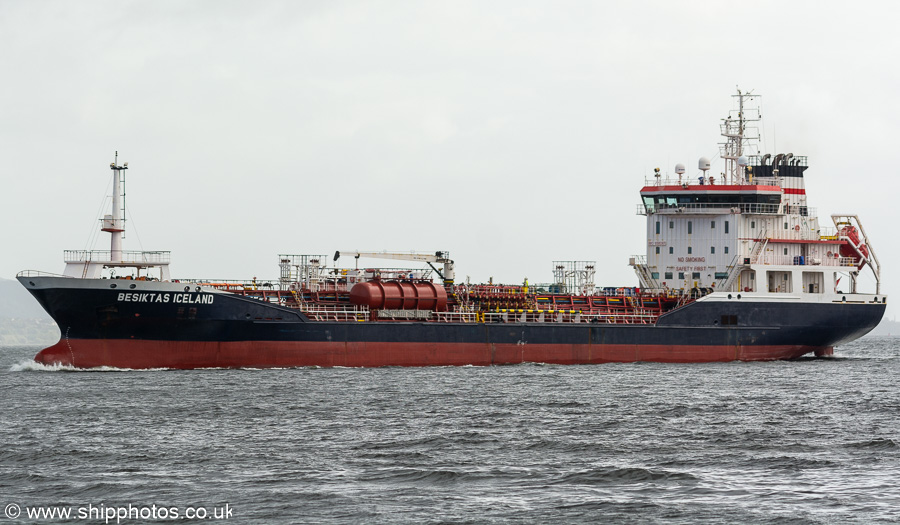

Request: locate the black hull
(18, 277), (886, 368)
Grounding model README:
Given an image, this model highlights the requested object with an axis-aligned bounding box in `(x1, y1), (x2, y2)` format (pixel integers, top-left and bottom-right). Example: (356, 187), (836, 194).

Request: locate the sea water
(1, 337), (898, 524)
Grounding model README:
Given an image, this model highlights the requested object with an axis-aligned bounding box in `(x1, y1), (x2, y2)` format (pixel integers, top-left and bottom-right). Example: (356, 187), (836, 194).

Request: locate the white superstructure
(631, 91), (882, 301)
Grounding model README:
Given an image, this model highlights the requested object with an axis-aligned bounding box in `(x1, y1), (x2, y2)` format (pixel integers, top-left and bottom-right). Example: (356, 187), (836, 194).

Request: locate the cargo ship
(18, 91), (886, 368)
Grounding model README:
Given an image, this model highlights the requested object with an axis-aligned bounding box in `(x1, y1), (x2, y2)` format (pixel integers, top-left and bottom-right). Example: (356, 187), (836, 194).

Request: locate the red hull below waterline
(34, 339), (832, 370)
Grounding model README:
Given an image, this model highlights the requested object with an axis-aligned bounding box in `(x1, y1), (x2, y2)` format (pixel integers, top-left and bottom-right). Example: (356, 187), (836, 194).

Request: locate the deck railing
(64, 250), (171, 264)
(638, 203), (809, 216)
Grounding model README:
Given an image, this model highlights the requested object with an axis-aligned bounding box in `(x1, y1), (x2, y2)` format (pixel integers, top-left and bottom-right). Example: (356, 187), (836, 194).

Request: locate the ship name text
(116, 292), (214, 304)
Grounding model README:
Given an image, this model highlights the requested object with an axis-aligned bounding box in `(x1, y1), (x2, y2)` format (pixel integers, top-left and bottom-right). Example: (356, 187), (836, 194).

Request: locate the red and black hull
(19, 276), (885, 369)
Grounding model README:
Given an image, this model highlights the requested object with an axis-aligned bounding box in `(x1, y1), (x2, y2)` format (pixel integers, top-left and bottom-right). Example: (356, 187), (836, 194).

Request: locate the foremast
(63, 153), (171, 280)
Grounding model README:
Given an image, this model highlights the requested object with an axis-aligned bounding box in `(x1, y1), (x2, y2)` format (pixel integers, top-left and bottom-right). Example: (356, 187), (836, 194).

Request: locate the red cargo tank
(350, 280), (449, 311)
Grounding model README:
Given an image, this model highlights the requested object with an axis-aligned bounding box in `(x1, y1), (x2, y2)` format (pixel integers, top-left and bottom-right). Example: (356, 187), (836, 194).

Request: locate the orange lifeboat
(838, 225), (869, 270)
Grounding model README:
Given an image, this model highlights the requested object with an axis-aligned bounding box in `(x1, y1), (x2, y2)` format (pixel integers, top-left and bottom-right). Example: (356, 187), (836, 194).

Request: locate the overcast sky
(1, 1), (897, 317)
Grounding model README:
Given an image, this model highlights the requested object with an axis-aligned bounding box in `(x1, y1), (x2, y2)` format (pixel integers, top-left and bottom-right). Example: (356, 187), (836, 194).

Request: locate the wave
(845, 438), (898, 450)
(551, 466), (700, 485)
(8, 360), (170, 372)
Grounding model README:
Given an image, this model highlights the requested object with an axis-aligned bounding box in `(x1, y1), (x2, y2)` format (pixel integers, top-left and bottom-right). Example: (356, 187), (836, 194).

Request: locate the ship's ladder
(749, 228), (769, 263)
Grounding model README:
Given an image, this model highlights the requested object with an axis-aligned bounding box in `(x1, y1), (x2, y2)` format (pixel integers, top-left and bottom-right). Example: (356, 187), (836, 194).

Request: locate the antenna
(719, 88), (760, 184)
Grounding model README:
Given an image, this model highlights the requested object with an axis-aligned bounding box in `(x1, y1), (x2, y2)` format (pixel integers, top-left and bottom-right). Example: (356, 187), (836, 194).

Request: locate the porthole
(728, 294), (732, 300)
(110, 283), (117, 289)
(129, 283), (136, 289)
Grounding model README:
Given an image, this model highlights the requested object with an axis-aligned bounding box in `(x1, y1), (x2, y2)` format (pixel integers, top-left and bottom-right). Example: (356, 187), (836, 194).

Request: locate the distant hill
(0, 278), (58, 345)
(0, 278), (52, 319)
(869, 317), (900, 337)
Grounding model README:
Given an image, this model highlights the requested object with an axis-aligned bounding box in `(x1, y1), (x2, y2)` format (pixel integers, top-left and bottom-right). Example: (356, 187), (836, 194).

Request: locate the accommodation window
(656, 247), (660, 254)
(669, 221), (674, 229)
(784, 222), (789, 230)
(664, 272), (673, 279)
(711, 221), (715, 229)
(678, 272), (685, 279)
(688, 221), (693, 234)
(669, 247), (673, 254)
(784, 248), (788, 255)
(656, 221), (661, 234)
(711, 246), (716, 254)
(692, 272), (701, 279)
(688, 247), (692, 254)
(751, 220), (756, 229)
(651, 272), (659, 279)
(725, 246), (729, 254)
(725, 221), (729, 234)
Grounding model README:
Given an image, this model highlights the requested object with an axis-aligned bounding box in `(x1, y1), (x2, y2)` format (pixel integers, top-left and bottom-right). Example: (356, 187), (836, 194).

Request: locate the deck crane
(334, 250), (455, 285)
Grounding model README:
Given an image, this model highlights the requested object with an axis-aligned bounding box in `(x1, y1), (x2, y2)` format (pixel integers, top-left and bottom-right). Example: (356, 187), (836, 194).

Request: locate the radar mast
(719, 88), (760, 184)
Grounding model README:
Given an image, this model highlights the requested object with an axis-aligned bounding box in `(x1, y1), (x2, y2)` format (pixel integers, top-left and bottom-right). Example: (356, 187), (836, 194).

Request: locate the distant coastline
(0, 318), (60, 346)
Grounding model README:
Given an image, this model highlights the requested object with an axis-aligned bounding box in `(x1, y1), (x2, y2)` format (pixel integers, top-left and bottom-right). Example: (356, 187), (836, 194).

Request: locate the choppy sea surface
(1, 337), (899, 524)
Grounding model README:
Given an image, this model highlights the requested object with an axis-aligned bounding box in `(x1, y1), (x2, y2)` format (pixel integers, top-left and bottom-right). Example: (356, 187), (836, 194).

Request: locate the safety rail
(447, 309), (663, 324)
(178, 279), (358, 294)
(481, 310), (659, 324)
(752, 254), (857, 267)
(299, 305), (369, 322)
(64, 250), (171, 264)
(819, 226), (837, 239)
(638, 203), (796, 216)
(644, 177), (785, 187)
(268, 305), (667, 324)
(16, 270), (72, 278)
(180, 279), (280, 291)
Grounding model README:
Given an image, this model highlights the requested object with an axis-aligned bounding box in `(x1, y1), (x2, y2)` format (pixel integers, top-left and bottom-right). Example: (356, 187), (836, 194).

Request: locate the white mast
(102, 152), (128, 263)
(719, 88), (760, 184)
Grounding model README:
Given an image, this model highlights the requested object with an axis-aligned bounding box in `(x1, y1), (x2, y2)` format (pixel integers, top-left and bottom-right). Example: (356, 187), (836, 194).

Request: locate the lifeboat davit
(838, 225), (869, 270)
